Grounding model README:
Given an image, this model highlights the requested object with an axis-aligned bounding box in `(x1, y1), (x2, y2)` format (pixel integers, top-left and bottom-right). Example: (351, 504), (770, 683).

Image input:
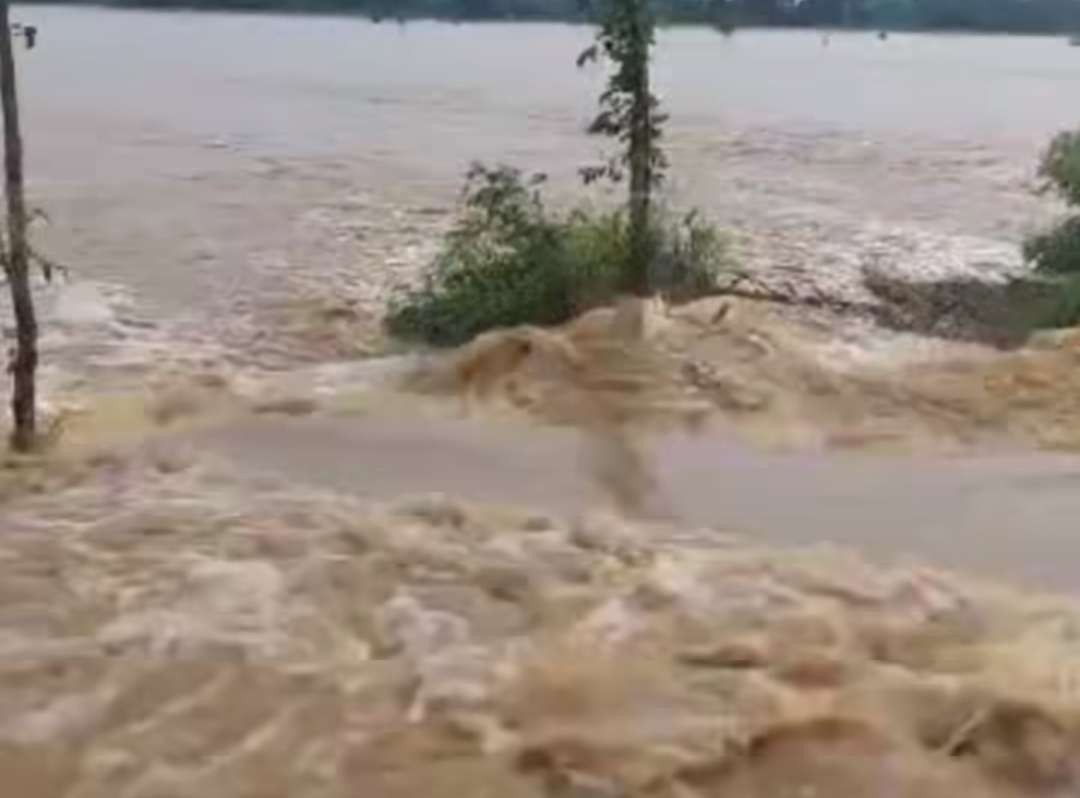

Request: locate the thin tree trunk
(621, 29), (651, 340)
(0, 2), (36, 452)
(626, 7), (652, 297)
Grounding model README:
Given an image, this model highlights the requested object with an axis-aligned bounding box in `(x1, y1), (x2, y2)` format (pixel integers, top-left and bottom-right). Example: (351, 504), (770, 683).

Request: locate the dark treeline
(27, 0), (1080, 36)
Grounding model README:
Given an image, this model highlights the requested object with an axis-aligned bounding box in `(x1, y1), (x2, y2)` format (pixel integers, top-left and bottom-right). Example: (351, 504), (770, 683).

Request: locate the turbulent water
(7, 9), (1080, 795)
(5, 445), (1080, 798)
(11, 4), (1076, 389)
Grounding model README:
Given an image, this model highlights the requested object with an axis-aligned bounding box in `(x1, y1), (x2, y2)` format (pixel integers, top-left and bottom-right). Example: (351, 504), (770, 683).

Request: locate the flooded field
(13, 4), (1078, 386)
(7, 7), (1080, 795)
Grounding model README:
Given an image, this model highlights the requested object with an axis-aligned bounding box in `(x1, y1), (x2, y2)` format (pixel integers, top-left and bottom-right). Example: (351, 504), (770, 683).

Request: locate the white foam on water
(50, 281), (116, 327)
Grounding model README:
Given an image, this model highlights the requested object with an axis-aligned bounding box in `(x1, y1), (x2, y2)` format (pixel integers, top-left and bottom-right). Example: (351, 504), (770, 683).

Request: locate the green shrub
(1036, 130), (1080, 207)
(1022, 218), (1080, 326)
(1023, 216), (1080, 276)
(1040, 277), (1080, 328)
(651, 209), (734, 301)
(384, 163), (732, 346)
(1022, 131), (1080, 326)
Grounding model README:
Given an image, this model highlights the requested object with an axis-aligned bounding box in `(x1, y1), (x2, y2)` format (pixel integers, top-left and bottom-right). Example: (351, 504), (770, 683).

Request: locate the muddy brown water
(13, 5), (1072, 385)
(197, 414), (1080, 593)
(10, 11), (1080, 793)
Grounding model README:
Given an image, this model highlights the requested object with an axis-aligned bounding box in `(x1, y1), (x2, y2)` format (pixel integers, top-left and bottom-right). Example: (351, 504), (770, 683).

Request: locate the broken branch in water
(0, 231), (69, 283)
(28, 245), (67, 282)
(713, 269), (868, 315)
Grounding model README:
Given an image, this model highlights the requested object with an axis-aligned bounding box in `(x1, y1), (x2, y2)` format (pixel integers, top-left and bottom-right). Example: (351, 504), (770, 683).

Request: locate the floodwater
(11, 4), (1079, 383)
(196, 412), (1080, 591)
(9, 10), (1080, 795)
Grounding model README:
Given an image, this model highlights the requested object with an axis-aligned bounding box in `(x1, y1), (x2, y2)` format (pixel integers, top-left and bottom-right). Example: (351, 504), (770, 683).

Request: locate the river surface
(9, 5), (1080, 384)
(9, 16), (1080, 791)
(8, 6), (1080, 582)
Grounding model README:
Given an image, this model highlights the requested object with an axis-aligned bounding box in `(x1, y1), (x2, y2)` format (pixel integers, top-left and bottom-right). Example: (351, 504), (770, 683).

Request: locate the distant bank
(18, 0), (1080, 36)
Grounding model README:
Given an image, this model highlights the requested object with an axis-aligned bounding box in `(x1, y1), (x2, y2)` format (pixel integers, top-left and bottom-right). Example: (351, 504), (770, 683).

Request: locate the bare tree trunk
(0, 2), (36, 452)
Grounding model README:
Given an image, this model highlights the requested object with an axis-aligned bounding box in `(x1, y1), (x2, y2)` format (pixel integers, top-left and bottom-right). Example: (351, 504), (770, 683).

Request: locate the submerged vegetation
(10, 2), (1080, 796)
(386, 0), (732, 346)
(577, 0), (666, 296)
(385, 163), (730, 346)
(1024, 130), (1080, 325)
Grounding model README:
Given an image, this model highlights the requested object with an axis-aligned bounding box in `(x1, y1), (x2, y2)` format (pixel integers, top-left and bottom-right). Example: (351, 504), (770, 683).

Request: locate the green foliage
(1037, 277), (1080, 328)
(1023, 216), (1080, 276)
(1023, 217), (1080, 326)
(384, 164), (584, 346)
(1036, 131), (1080, 208)
(578, 0), (666, 295)
(1024, 133), (1080, 279)
(1024, 131), (1080, 326)
(384, 164), (730, 346)
(577, 0), (666, 192)
(653, 209), (734, 301)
